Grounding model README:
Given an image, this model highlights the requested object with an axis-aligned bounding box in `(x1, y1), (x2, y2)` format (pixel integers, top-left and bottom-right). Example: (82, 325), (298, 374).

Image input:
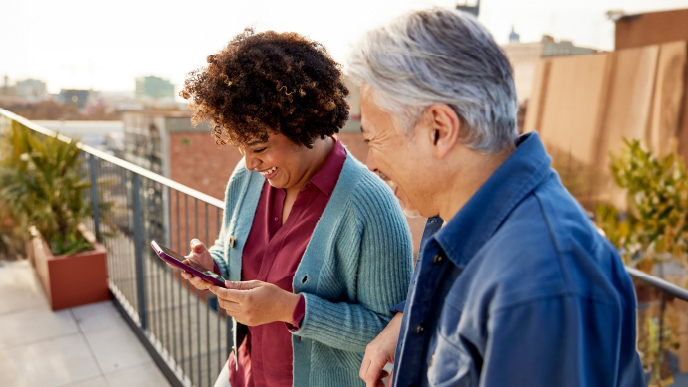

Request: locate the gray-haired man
(350, 8), (645, 387)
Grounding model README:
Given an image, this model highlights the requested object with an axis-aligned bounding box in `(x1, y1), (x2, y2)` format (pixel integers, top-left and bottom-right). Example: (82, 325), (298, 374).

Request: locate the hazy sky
(2, 0), (688, 95)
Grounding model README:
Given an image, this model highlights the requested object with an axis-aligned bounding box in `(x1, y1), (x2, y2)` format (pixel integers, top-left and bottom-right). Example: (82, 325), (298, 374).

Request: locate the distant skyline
(2, 0), (688, 98)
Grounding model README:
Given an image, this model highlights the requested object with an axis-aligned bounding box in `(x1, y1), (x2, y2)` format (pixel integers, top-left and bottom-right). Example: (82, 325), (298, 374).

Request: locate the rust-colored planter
(29, 224), (109, 311)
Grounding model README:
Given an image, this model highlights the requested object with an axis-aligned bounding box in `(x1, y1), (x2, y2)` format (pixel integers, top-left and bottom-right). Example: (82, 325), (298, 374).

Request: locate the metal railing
(1, 109), (229, 387)
(2, 108), (688, 386)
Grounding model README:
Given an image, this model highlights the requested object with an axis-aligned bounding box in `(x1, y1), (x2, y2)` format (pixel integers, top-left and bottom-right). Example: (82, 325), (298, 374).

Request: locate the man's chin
(402, 207), (422, 219)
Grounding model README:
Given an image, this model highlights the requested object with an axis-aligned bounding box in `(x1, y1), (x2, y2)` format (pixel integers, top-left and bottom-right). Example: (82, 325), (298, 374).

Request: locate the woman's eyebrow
(247, 140), (265, 146)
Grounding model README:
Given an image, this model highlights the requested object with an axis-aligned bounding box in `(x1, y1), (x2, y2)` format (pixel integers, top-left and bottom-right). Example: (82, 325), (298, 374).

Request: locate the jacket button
(416, 323), (425, 334)
(433, 254), (443, 265)
(229, 236), (236, 248)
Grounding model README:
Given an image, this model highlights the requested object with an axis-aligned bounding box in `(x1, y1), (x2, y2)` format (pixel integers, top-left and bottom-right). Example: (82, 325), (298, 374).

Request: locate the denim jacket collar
(434, 132), (552, 268)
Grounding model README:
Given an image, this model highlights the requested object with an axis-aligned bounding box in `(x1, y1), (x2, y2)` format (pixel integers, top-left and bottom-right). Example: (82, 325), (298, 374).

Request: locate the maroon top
(227, 136), (346, 387)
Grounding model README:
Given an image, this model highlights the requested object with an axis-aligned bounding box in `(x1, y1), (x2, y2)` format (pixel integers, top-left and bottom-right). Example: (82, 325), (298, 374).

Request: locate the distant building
(15, 79), (47, 99)
(135, 76), (175, 100)
(456, 0), (480, 17)
(58, 89), (91, 110)
(501, 34), (601, 104)
(615, 8), (688, 50)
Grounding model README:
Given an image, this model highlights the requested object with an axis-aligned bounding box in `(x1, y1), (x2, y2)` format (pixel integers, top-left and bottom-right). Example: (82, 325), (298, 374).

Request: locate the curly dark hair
(180, 28), (350, 148)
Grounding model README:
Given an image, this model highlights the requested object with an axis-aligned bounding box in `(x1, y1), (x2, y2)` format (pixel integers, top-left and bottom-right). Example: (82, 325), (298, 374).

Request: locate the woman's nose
(244, 153), (261, 171)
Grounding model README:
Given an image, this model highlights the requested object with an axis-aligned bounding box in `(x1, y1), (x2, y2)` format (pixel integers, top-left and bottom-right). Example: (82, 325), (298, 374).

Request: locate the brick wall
(168, 130), (427, 256)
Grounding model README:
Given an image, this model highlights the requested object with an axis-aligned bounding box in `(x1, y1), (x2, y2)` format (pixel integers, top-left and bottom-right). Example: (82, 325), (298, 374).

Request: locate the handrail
(0, 108), (224, 209)
(4, 109), (688, 303)
(625, 266), (688, 303)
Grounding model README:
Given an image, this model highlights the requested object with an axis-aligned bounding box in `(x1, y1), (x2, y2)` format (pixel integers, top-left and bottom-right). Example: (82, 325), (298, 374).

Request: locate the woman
(179, 28), (413, 387)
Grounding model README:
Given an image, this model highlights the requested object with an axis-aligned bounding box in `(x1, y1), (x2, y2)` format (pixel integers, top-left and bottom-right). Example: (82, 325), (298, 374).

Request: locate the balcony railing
(2, 108), (688, 386)
(1, 108), (229, 387)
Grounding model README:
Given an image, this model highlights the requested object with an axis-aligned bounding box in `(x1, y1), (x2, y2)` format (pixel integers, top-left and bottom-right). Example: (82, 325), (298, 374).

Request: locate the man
(349, 8), (645, 387)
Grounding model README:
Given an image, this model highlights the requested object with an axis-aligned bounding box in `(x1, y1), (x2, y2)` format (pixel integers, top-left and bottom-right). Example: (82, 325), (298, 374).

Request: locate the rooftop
(0, 260), (171, 387)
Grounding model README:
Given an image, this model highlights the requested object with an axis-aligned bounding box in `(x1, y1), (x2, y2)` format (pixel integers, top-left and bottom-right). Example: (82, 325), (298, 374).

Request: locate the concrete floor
(0, 259), (171, 387)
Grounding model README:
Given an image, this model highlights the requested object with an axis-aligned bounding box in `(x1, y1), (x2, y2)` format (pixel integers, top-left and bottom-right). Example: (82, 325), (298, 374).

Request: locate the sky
(2, 0), (688, 96)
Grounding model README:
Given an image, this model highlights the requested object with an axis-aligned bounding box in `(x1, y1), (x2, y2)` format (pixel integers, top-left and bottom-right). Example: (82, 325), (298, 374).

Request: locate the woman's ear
(426, 104), (461, 159)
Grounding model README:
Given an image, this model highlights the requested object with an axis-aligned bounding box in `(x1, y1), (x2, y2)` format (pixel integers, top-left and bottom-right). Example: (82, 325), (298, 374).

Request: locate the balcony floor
(0, 259), (171, 387)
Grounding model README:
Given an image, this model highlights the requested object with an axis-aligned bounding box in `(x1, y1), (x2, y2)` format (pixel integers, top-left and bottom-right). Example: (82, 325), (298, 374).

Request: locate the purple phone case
(150, 241), (226, 287)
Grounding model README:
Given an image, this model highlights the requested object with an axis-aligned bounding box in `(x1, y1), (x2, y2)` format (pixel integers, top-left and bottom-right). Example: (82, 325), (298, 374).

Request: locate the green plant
(0, 121), (104, 255)
(595, 139), (688, 387)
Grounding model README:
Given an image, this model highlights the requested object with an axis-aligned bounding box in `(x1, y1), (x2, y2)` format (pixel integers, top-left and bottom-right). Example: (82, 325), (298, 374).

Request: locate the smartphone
(150, 240), (226, 287)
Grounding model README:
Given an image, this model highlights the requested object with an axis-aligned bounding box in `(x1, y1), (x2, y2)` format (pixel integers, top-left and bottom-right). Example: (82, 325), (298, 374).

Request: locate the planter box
(29, 224), (109, 311)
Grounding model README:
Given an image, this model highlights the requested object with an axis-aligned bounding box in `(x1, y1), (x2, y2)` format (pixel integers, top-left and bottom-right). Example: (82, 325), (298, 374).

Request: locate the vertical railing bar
(144, 178), (152, 337)
(88, 154), (100, 240)
(195, 199), (201, 387)
(146, 178), (157, 346)
(174, 189), (180, 368)
(155, 185), (164, 357)
(128, 169), (136, 310)
(217, 206), (223, 372)
(164, 184), (171, 359)
(132, 173), (147, 330)
(88, 154), (101, 241)
(185, 194), (191, 381)
(206, 202), (211, 387)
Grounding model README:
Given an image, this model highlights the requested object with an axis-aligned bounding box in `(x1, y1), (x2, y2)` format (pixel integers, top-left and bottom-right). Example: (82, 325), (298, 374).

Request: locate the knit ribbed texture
(208, 153), (413, 387)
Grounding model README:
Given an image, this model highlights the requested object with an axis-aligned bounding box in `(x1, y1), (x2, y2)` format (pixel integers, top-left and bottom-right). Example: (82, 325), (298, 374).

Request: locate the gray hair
(347, 7), (518, 154)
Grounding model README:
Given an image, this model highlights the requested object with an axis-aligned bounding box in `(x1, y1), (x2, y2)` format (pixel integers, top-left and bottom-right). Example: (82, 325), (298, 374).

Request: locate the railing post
(132, 173), (148, 330)
(89, 153), (100, 240)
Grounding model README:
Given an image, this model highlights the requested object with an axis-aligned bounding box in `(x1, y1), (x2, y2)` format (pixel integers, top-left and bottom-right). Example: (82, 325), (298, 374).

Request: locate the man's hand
(209, 280), (301, 326)
(360, 312), (403, 387)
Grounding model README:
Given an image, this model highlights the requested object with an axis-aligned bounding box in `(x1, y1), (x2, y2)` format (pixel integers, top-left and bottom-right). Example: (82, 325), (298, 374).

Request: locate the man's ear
(426, 104), (460, 159)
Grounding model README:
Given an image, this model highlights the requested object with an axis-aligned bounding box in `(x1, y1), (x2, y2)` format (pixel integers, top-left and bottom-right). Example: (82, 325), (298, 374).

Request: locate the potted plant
(595, 139), (688, 387)
(0, 120), (111, 310)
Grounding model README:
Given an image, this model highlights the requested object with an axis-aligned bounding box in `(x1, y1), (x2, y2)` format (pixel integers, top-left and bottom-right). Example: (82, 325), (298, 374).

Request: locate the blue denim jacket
(392, 132), (645, 387)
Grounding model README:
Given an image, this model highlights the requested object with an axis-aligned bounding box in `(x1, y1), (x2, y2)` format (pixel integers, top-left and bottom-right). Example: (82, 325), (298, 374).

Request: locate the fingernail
(225, 280), (233, 288)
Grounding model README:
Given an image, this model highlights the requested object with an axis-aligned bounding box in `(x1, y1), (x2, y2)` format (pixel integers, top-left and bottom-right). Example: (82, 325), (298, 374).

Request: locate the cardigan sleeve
(295, 175), (413, 352)
(207, 159), (249, 278)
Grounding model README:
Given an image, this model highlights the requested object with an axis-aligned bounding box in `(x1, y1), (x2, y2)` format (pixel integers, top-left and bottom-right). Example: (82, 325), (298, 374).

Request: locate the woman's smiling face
(240, 132), (317, 192)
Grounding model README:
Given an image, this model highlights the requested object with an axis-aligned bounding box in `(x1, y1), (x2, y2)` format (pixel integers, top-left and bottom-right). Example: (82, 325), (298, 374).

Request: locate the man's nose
(365, 149), (377, 173)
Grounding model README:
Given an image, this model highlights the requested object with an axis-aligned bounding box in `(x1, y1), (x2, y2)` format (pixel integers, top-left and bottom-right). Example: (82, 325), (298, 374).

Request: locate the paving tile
(62, 375), (109, 387)
(0, 260), (48, 315)
(84, 323), (152, 374)
(72, 300), (129, 333)
(0, 344), (26, 387)
(105, 361), (171, 387)
(0, 307), (79, 346)
(2, 334), (101, 387)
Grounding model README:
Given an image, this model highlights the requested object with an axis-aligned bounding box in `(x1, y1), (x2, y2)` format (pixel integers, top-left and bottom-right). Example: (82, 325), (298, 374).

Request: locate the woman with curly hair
(179, 28), (412, 387)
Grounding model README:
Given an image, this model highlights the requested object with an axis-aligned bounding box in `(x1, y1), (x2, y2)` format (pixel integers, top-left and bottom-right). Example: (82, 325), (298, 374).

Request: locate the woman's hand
(209, 280), (301, 327)
(185, 239), (214, 272)
(177, 239), (216, 291)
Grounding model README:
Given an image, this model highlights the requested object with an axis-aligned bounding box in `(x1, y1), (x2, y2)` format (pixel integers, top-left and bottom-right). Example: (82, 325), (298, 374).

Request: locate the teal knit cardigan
(208, 152), (413, 387)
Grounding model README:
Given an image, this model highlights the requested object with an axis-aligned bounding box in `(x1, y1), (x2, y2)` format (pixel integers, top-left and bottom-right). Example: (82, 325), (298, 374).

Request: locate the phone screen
(157, 243), (187, 263)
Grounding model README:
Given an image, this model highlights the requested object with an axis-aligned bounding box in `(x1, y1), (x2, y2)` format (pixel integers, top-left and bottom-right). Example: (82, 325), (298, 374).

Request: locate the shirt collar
(309, 135), (347, 196)
(433, 132), (552, 268)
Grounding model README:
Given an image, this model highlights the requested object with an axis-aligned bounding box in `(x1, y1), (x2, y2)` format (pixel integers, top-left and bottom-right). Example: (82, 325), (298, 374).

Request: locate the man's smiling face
(360, 84), (427, 218)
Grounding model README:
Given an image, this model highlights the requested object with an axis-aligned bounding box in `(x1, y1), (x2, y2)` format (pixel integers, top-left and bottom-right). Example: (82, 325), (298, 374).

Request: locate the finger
(226, 280), (261, 290)
(191, 238), (206, 252)
(376, 370), (389, 387)
(359, 357), (371, 381)
(213, 287), (249, 303)
(363, 358), (387, 386)
(217, 296), (242, 314)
